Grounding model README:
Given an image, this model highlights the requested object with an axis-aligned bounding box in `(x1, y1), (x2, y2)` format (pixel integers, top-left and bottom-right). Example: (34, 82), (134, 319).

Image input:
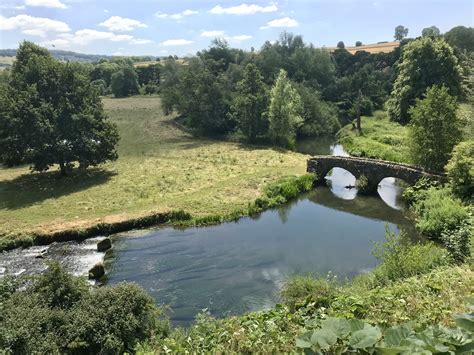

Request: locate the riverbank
(0, 96), (308, 250)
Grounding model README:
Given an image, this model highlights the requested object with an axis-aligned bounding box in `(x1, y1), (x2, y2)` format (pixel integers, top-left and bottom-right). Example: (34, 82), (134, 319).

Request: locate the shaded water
(105, 138), (416, 325)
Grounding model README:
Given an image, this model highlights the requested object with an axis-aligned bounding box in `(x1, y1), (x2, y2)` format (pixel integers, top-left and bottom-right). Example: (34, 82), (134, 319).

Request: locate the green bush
(371, 230), (449, 285)
(441, 223), (472, 263)
(402, 177), (439, 205)
(0, 263), (168, 354)
(412, 187), (469, 238)
(281, 275), (338, 311)
(445, 140), (474, 200)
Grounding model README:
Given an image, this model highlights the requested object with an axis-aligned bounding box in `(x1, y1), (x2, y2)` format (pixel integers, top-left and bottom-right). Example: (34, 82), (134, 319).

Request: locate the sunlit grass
(0, 96), (307, 240)
(337, 111), (410, 163)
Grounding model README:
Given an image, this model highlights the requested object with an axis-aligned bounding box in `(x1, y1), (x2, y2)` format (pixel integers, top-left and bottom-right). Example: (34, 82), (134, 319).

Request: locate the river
(104, 139), (416, 325)
(0, 138), (416, 325)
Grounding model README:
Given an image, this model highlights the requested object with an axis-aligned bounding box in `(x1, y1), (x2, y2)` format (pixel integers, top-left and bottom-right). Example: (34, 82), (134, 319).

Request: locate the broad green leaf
(348, 319), (367, 332)
(296, 331), (313, 349)
(348, 324), (382, 349)
(383, 325), (413, 346)
(455, 314), (474, 332)
(295, 338), (312, 349)
(311, 329), (338, 350)
(374, 346), (410, 355)
(321, 317), (351, 338)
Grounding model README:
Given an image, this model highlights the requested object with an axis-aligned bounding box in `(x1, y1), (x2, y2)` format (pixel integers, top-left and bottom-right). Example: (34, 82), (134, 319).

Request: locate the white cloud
(0, 14), (70, 37)
(210, 3), (278, 15)
(40, 29), (153, 48)
(231, 34), (252, 41)
(161, 39), (194, 46)
(201, 30), (225, 37)
(99, 16), (147, 32)
(260, 17), (299, 29)
(155, 9), (198, 21)
(25, 0), (67, 9)
(0, 4), (26, 10)
(130, 38), (153, 45)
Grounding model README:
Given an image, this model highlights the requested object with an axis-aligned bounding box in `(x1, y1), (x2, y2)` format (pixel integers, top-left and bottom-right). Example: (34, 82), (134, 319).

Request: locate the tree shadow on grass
(0, 168), (117, 210)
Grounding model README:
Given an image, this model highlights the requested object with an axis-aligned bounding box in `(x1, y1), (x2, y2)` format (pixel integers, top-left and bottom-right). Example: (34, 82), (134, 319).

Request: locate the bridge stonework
(307, 155), (445, 194)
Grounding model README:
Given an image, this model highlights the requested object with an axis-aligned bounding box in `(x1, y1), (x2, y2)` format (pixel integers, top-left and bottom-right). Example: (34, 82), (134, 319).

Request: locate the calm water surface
(105, 139), (416, 325)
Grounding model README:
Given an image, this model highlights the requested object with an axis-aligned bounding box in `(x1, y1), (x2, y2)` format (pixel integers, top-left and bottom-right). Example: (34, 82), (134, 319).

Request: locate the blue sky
(1, 0), (473, 56)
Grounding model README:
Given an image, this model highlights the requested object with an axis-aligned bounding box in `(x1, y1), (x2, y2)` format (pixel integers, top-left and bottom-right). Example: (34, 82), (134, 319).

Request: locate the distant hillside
(0, 49), (158, 67)
(329, 41), (400, 54)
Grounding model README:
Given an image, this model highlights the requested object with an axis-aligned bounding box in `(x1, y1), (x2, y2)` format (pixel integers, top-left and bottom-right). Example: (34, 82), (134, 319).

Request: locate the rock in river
(88, 262), (105, 280)
(97, 238), (112, 252)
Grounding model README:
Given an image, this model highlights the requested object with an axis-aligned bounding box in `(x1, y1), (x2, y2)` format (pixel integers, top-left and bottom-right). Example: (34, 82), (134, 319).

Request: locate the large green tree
(268, 69), (303, 148)
(387, 37), (464, 124)
(231, 64), (269, 142)
(408, 85), (462, 171)
(111, 66), (140, 98)
(0, 42), (119, 175)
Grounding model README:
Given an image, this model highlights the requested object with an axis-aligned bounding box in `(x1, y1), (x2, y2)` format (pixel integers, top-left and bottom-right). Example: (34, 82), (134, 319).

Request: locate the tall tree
(387, 37), (464, 123)
(408, 85), (462, 171)
(231, 64), (269, 142)
(268, 69), (303, 148)
(0, 42), (119, 174)
(422, 26), (441, 38)
(337, 41), (345, 49)
(394, 25), (409, 41)
(111, 66), (139, 98)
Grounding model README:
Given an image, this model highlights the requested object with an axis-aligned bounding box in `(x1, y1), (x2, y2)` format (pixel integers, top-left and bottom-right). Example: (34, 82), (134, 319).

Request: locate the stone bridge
(307, 155), (445, 194)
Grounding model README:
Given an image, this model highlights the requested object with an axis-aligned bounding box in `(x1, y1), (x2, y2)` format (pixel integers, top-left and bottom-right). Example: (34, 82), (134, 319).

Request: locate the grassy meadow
(337, 111), (410, 163)
(0, 96), (307, 242)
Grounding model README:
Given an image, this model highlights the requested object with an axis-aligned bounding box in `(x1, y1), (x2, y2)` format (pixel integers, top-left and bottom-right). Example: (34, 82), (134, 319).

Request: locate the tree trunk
(59, 161), (67, 176)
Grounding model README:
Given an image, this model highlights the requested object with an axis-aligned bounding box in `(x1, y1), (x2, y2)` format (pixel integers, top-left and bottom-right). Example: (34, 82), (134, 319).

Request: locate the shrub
(0, 263), (168, 354)
(441, 222), (472, 263)
(445, 140), (474, 200)
(371, 230), (449, 285)
(402, 177), (439, 205)
(64, 283), (169, 354)
(281, 275), (338, 311)
(412, 187), (469, 238)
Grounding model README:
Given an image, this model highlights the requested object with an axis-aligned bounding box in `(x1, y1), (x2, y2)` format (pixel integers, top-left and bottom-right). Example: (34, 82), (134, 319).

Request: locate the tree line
(0, 24), (472, 175)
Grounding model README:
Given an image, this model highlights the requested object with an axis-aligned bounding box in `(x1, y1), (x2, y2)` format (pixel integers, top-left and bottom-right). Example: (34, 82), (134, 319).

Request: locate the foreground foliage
(297, 312), (473, 354)
(0, 263), (169, 354)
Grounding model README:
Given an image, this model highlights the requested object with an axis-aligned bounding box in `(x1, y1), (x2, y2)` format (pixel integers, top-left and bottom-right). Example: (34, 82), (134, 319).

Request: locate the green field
(338, 111), (410, 163)
(0, 96), (307, 241)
